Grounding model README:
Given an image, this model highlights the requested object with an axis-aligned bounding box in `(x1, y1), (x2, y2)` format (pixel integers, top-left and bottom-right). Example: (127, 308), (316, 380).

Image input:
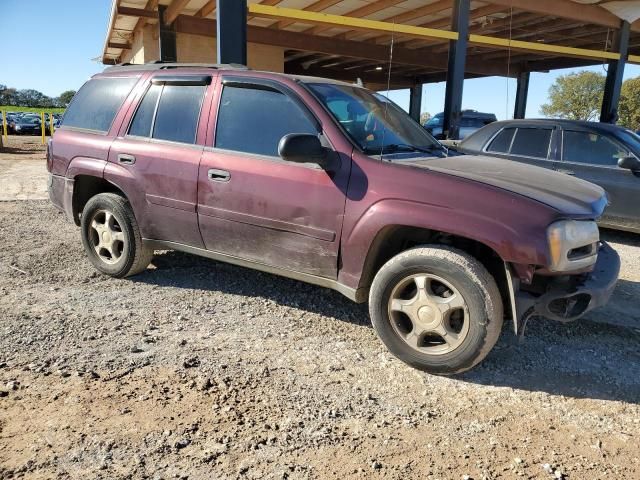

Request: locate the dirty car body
(47, 64), (620, 374)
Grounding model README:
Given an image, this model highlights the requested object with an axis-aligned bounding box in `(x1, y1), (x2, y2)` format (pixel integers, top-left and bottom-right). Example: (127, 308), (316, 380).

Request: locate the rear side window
(128, 84), (206, 144)
(563, 130), (628, 166)
(62, 77), (137, 133)
(510, 128), (552, 158)
(215, 85), (317, 157)
(129, 84), (161, 137)
(487, 128), (515, 153)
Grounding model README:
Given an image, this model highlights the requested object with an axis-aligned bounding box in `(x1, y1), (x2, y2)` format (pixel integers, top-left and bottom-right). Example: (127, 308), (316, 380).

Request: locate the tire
(80, 193), (153, 278)
(369, 245), (503, 375)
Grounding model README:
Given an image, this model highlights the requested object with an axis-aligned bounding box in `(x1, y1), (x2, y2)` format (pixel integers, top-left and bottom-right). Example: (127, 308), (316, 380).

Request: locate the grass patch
(0, 106), (66, 114)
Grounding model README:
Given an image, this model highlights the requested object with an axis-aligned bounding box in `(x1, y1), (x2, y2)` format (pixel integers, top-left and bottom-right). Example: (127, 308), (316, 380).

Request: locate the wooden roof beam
(174, 14), (516, 77)
(196, 0), (216, 18)
(163, 0), (192, 24)
(344, 0), (452, 41)
(308, 0), (406, 36)
(373, 5), (506, 47)
(274, 0), (343, 30)
(484, 0), (635, 31)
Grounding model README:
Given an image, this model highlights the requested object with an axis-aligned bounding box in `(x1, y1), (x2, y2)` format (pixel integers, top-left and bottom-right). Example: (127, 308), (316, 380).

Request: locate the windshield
(306, 82), (441, 155)
(426, 115), (443, 126)
(618, 129), (640, 156)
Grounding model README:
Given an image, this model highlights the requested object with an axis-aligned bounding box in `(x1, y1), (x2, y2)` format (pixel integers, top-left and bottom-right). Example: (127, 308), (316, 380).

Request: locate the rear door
(484, 125), (560, 171)
(559, 128), (639, 229)
(197, 75), (351, 278)
(105, 74), (213, 248)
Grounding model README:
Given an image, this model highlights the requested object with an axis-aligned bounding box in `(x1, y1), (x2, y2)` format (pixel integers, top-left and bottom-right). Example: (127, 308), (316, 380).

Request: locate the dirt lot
(0, 136), (48, 201)
(1, 135), (639, 479)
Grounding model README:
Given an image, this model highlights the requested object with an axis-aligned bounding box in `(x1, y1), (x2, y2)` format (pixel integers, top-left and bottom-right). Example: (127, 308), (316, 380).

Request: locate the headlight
(15, 125), (21, 131)
(547, 220), (599, 272)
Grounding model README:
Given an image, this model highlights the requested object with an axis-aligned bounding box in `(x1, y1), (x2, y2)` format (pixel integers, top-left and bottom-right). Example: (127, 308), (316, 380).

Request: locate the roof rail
(103, 61), (250, 73)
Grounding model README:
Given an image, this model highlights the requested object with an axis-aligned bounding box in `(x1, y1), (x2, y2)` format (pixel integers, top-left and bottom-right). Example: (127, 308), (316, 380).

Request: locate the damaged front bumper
(512, 242), (620, 334)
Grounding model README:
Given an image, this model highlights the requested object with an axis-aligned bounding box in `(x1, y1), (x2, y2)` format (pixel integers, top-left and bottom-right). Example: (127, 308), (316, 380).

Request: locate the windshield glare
(307, 82), (440, 155)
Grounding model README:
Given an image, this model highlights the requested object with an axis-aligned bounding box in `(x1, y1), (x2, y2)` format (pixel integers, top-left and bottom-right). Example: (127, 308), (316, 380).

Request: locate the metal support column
(217, 0), (247, 65)
(409, 84), (423, 122)
(600, 21), (630, 124)
(442, 0), (470, 139)
(158, 5), (177, 62)
(513, 71), (530, 119)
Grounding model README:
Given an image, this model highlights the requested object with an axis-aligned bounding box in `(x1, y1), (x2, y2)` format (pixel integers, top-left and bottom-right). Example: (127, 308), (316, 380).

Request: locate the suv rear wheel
(369, 246), (503, 375)
(80, 193), (153, 278)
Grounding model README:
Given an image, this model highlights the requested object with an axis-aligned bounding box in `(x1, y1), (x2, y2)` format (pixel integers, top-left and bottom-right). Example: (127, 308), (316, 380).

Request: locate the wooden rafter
(164, 0), (192, 24)
(484, 0), (631, 30)
(196, 0), (215, 18)
(275, 0), (343, 30)
(174, 14), (515, 76)
(308, 0), (406, 36)
(362, 4), (505, 46)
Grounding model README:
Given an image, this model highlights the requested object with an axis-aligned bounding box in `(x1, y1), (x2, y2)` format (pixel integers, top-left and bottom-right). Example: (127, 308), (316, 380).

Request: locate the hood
(403, 155), (607, 218)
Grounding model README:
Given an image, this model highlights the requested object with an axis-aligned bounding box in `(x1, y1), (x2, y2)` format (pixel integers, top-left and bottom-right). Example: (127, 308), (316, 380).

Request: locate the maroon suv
(48, 63), (620, 374)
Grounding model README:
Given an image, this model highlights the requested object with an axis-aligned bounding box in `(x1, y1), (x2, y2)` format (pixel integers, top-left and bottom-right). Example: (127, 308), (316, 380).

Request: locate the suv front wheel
(80, 193), (153, 278)
(369, 246), (503, 375)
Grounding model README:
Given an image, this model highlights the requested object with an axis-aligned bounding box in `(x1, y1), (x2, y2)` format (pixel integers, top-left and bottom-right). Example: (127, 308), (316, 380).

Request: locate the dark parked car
(13, 116), (42, 135)
(424, 110), (497, 139)
(48, 64), (619, 374)
(457, 119), (640, 233)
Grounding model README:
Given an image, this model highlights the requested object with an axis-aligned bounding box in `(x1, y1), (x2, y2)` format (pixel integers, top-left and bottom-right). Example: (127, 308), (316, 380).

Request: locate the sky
(1, 0), (639, 117)
(0, 0), (113, 97)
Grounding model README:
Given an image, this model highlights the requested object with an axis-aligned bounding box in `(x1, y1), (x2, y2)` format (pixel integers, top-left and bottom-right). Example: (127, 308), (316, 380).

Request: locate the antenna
(506, 6), (513, 119)
(378, 19), (396, 161)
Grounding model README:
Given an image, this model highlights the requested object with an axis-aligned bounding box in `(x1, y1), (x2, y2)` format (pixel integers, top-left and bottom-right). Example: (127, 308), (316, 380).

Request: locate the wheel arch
(355, 224), (512, 329)
(72, 175), (127, 225)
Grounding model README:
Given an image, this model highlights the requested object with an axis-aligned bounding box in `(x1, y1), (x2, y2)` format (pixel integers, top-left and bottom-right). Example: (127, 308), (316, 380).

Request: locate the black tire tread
(80, 193), (153, 278)
(369, 245), (503, 375)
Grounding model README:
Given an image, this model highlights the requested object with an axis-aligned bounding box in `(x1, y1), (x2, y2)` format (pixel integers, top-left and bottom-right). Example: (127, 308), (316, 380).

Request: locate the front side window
(308, 82), (441, 156)
(563, 130), (629, 167)
(62, 77), (137, 133)
(215, 84), (318, 157)
(510, 128), (552, 158)
(128, 83), (205, 144)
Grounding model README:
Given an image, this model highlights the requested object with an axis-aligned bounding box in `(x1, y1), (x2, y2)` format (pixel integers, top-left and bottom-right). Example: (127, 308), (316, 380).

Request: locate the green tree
(58, 90), (76, 107)
(540, 71), (605, 121)
(0, 84), (18, 105)
(619, 77), (640, 131)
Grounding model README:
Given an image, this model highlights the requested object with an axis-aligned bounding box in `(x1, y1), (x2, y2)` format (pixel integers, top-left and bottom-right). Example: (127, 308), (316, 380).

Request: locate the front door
(560, 128), (640, 229)
(197, 76), (351, 278)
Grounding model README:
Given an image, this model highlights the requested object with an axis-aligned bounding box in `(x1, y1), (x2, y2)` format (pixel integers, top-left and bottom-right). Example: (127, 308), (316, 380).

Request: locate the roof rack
(103, 61), (250, 73)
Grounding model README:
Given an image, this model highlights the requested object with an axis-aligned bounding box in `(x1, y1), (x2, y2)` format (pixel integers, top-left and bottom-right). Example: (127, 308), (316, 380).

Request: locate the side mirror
(278, 133), (327, 165)
(617, 156), (640, 171)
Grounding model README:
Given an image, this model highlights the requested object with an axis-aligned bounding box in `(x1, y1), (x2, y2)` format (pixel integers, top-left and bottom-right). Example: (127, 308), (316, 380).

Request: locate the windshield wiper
(363, 143), (443, 155)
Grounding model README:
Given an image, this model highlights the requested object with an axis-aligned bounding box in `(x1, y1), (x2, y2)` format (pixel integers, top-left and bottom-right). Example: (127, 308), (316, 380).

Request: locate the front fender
(339, 198), (552, 289)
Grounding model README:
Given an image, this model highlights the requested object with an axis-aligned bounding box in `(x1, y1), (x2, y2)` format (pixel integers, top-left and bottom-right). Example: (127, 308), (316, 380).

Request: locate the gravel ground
(1, 137), (639, 479)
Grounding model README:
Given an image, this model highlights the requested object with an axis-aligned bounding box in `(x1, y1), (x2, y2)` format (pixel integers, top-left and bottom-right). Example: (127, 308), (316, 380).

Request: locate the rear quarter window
(62, 77), (138, 133)
(510, 127), (552, 158)
(487, 127), (515, 153)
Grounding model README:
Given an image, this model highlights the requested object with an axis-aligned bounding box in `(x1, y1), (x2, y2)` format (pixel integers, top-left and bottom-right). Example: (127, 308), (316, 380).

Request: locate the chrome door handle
(118, 153), (136, 165)
(208, 168), (230, 182)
